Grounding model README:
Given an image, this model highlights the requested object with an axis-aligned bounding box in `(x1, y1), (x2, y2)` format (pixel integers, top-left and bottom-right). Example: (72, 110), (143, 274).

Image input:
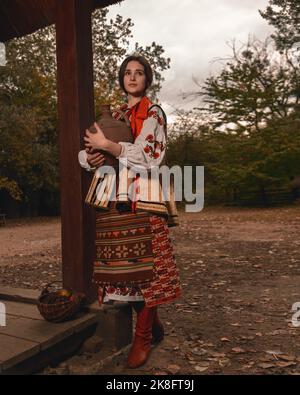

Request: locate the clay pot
(89, 104), (133, 167)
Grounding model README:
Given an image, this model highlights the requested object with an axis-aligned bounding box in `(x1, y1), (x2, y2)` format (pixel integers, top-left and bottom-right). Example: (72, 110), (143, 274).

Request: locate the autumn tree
(175, 34), (300, 205)
(260, 0), (300, 110)
(92, 9), (170, 111)
(0, 8), (170, 215)
(0, 25), (58, 213)
(259, 0), (300, 51)
(194, 38), (299, 133)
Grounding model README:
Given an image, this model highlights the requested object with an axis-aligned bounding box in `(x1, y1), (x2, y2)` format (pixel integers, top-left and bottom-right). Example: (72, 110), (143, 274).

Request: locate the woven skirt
(92, 208), (182, 308)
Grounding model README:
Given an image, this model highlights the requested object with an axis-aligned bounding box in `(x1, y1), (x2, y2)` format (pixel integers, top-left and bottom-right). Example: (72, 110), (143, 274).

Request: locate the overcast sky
(108, 0), (274, 115)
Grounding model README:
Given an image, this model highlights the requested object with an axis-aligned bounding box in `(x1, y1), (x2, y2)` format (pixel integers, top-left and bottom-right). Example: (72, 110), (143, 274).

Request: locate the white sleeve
(78, 150), (96, 172)
(117, 107), (166, 170)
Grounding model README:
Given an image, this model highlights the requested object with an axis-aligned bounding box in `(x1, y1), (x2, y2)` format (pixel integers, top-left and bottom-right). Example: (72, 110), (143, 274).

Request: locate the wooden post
(55, 0), (96, 302)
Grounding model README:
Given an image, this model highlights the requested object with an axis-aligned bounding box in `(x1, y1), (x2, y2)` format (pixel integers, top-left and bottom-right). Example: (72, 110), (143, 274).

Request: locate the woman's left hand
(84, 122), (107, 151)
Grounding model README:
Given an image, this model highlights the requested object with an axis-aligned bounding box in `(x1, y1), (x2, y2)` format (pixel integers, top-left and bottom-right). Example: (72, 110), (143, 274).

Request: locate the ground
(0, 206), (300, 375)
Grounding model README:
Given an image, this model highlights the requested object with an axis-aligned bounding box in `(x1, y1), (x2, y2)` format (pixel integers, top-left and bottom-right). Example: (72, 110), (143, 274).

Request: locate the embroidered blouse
(78, 100), (166, 171)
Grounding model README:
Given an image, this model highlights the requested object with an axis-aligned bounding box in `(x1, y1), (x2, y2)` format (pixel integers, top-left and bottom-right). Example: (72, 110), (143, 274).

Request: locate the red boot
(130, 302), (164, 344)
(127, 305), (157, 368)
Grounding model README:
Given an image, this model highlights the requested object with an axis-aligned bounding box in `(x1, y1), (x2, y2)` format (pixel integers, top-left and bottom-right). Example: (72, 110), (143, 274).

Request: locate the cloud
(108, 0), (274, 113)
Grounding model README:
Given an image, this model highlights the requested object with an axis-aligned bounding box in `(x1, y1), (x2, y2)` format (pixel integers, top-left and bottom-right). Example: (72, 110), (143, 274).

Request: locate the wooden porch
(0, 286), (132, 375)
(0, 0), (131, 374)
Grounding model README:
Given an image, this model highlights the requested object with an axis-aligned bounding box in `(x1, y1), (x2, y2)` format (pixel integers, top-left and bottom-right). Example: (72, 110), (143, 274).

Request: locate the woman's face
(123, 60), (147, 97)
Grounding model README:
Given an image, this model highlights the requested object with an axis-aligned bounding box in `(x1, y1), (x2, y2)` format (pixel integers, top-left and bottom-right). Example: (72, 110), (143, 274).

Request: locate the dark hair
(118, 55), (153, 94)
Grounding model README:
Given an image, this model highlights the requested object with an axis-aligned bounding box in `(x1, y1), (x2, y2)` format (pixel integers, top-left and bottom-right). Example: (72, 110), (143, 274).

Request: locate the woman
(78, 55), (181, 368)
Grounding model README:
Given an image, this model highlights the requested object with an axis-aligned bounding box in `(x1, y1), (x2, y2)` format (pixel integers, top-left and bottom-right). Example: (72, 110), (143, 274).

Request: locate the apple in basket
(56, 289), (72, 298)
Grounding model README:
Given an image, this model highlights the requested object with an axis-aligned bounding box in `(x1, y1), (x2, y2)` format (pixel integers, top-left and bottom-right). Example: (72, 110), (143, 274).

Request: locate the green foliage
(132, 41), (171, 101)
(168, 108), (300, 205)
(170, 2), (300, 206)
(259, 0), (300, 51)
(0, 25), (59, 208)
(0, 176), (22, 201)
(196, 38), (299, 133)
(92, 9), (170, 113)
(0, 9), (170, 214)
(171, 33), (300, 205)
(0, 102), (58, 202)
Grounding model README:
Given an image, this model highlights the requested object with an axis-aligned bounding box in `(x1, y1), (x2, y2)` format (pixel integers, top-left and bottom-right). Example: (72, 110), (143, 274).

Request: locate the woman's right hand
(86, 148), (106, 168)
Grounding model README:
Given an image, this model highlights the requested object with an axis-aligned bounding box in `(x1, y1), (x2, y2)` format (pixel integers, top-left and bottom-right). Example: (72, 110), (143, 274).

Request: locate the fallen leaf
(240, 336), (255, 341)
(240, 362), (255, 371)
(209, 351), (226, 358)
(266, 329), (288, 336)
(259, 356), (274, 362)
(203, 342), (214, 347)
(230, 323), (242, 327)
(220, 337), (231, 342)
(278, 355), (296, 362)
(194, 362), (210, 372)
(191, 348), (207, 356)
(276, 361), (297, 368)
(231, 347), (246, 354)
(258, 363), (276, 369)
(167, 364), (181, 374)
(265, 350), (284, 357)
(218, 358), (231, 367)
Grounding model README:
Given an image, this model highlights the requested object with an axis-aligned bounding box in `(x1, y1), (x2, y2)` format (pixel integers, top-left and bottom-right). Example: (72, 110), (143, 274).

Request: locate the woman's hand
(86, 148), (106, 168)
(84, 122), (122, 158)
(84, 122), (107, 151)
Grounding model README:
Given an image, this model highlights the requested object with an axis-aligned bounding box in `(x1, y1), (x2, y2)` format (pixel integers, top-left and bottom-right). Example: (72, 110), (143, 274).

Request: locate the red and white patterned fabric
(98, 214), (181, 307)
(114, 98), (166, 169)
(78, 96), (182, 307)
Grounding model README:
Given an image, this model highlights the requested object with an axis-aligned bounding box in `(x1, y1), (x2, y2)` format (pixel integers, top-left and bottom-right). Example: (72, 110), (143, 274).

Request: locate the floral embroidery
(144, 134), (165, 159)
(105, 285), (143, 297)
(148, 110), (164, 126)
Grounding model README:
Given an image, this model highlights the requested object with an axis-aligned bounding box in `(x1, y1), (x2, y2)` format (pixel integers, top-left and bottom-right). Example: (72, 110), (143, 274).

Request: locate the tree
(0, 26), (58, 208)
(168, 105), (300, 206)
(92, 9), (170, 112)
(194, 38), (299, 133)
(0, 9), (170, 215)
(259, 0), (300, 51)
(175, 33), (300, 205)
(260, 0), (300, 107)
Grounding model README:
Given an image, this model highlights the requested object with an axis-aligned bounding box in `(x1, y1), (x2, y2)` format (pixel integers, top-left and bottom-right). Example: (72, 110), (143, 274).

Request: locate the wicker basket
(37, 281), (86, 323)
